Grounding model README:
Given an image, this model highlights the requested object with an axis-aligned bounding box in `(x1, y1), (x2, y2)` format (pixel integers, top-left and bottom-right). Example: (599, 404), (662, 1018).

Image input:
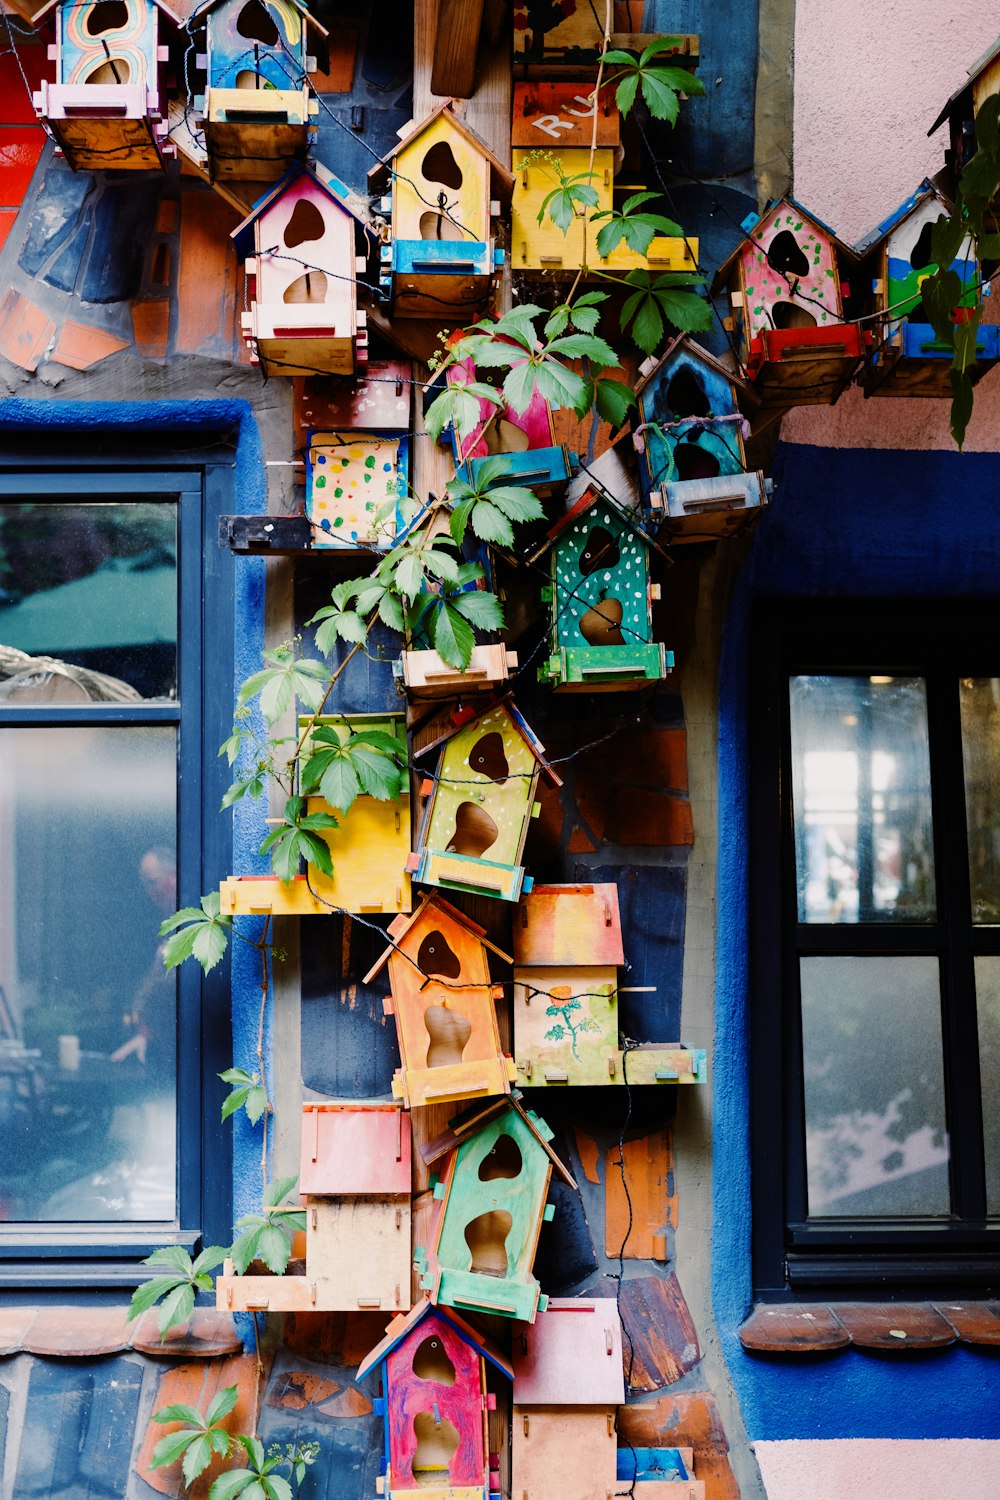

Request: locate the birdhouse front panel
(392, 112), (491, 249)
(736, 201), (844, 344)
(299, 1103), (410, 1196)
(513, 1298), (625, 1405)
(383, 1314), (489, 1494)
(512, 81), (621, 151)
(399, 643), (518, 701)
(206, 0), (308, 92)
(446, 359), (577, 493)
(511, 1409), (617, 1500)
(305, 1196), (411, 1311)
(514, 963), (618, 1086)
(307, 432), (408, 549)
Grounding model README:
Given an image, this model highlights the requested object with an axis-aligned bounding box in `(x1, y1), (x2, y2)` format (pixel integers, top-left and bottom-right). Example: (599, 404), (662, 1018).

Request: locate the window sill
(740, 1300), (1000, 1354)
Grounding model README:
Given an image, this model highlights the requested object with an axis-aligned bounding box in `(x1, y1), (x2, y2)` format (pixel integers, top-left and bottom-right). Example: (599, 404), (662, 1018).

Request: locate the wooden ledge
(0, 1306), (241, 1360)
(741, 1301), (1000, 1353)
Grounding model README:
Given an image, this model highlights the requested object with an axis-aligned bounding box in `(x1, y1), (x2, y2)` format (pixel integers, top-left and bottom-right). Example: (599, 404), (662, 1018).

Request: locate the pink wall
(756, 1439), (1000, 1500)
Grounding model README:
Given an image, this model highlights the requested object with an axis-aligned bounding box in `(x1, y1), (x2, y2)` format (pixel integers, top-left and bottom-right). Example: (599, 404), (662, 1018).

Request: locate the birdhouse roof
(413, 697), (563, 788)
(512, 1298), (625, 1406)
(528, 486), (666, 565)
(631, 333), (758, 412)
(362, 891), (512, 983)
(853, 178), (954, 257)
(32, 0), (183, 23)
(373, 100), (515, 199)
(299, 1103), (411, 1196)
(197, 0), (328, 34)
(419, 1094), (578, 1188)
(710, 196), (857, 295)
(514, 883), (624, 968)
(231, 162), (369, 260)
(929, 34), (1000, 135)
(356, 1296), (513, 1383)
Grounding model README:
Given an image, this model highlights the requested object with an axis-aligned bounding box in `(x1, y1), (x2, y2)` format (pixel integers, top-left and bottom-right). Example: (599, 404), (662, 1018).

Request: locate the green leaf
(205, 1385), (240, 1427)
(193, 1246), (229, 1277)
(531, 358), (589, 412)
(640, 70), (680, 121)
(157, 1284), (195, 1336)
(615, 69), (639, 116)
(594, 377), (636, 427)
(192, 921), (230, 974)
(151, 1430), (201, 1471)
(950, 365), (975, 449)
(485, 485), (545, 523)
(351, 747), (403, 800)
(183, 1434), (218, 1487)
(265, 1175), (300, 1207)
(629, 293), (664, 354)
(501, 360), (540, 415)
(544, 306), (570, 339)
(317, 756), (360, 813)
(546, 332), (620, 367)
(219, 731), (244, 766)
(449, 496), (476, 546)
(264, 1477), (293, 1500)
(467, 499), (513, 545)
(210, 1470), (258, 1500)
(159, 896), (231, 975)
(152, 1402), (207, 1427)
(654, 285), (713, 333)
(377, 589), (405, 631)
(255, 1222), (294, 1274)
(429, 601), (475, 671)
(450, 590), (505, 630)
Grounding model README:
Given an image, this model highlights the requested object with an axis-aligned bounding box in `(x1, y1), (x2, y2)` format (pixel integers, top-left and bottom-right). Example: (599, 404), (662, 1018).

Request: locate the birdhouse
(196, 0), (325, 182)
(631, 335), (770, 541)
(417, 1095), (577, 1322)
(31, 0), (178, 171)
(532, 488), (671, 692)
(219, 712), (412, 918)
(711, 197), (867, 410)
(856, 180), (999, 397)
(397, 643), (519, 701)
(232, 164), (370, 378)
(930, 37), (1000, 211)
(511, 82), (698, 277)
(441, 351), (579, 494)
(408, 699), (561, 903)
(513, 883), (707, 1087)
(363, 893), (517, 1109)
(357, 1298), (512, 1500)
(616, 1449), (706, 1499)
(512, 1298), (624, 1500)
(373, 101), (513, 318)
(305, 430), (409, 549)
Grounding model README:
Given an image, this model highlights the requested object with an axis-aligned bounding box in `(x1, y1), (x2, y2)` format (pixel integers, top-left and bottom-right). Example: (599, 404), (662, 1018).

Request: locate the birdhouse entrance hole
(413, 1335), (456, 1386)
(413, 1409), (461, 1483)
(284, 199), (325, 248)
(283, 271), (329, 304)
(666, 365), (710, 418)
(445, 802), (499, 858)
(84, 56), (132, 83)
(464, 1208), (512, 1276)
(579, 525), (620, 576)
(478, 1132), (523, 1181)
(771, 301), (817, 330)
(418, 930), (462, 979)
(675, 441), (720, 482)
(910, 220), (935, 271)
(236, 0), (280, 45)
(422, 140), (464, 192)
(482, 419), (530, 456)
(469, 730), (509, 783)
(85, 0), (128, 35)
(580, 597), (625, 646)
(418, 211), (465, 242)
(766, 229), (810, 278)
(236, 68), (274, 87)
(424, 1004), (472, 1068)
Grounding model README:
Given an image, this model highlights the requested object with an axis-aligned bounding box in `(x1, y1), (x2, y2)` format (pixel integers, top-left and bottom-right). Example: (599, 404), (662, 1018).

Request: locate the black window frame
(750, 597), (1000, 1298)
(0, 444), (234, 1288)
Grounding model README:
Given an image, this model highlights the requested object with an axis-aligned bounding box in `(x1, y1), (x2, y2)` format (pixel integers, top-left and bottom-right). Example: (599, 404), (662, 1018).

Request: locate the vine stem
(256, 916), (272, 1191)
(568, 0), (612, 302)
(251, 1311), (263, 1435)
(291, 611), (378, 765)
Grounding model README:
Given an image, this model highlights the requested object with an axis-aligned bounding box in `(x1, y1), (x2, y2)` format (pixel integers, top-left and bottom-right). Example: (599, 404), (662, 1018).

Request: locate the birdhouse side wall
(307, 432), (406, 549)
(387, 905), (501, 1072)
(385, 1321), (486, 1490)
(883, 198), (977, 328)
(424, 710), (541, 870)
(304, 793), (412, 915)
(514, 964), (619, 1086)
(393, 116), (491, 246)
(57, 0), (157, 89)
(208, 0), (306, 90)
(738, 204), (844, 343)
(511, 1407), (617, 1500)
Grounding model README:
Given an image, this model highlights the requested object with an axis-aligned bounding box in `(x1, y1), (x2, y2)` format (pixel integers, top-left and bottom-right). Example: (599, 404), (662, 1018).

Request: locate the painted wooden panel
(884, 195), (977, 328)
(33, 86), (168, 169)
(216, 1260), (319, 1312)
(634, 341), (749, 518)
(447, 356), (553, 466)
(399, 644), (516, 700)
(616, 1045), (706, 1086)
(383, 1312), (489, 1493)
(54, 0), (157, 85)
(296, 360), (412, 435)
(307, 432), (407, 547)
(512, 81), (620, 149)
(299, 1103), (410, 1196)
(512, 1299), (625, 1405)
(512, 1408), (617, 1500)
(735, 200), (844, 344)
(513, 965), (619, 1086)
(206, 0), (311, 92)
(514, 883), (624, 967)
(305, 1197), (411, 1311)
(604, 1130), (673, 1261)
(393, 111), (491, 247)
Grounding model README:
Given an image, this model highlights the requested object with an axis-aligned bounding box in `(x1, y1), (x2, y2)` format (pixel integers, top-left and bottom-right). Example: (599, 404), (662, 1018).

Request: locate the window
(0, 460), (232, 1283)
(750, 600), (1000, 1294)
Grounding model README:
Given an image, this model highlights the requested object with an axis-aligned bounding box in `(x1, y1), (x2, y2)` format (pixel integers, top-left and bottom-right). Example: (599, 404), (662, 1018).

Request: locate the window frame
(750, 597), (1000, 1298)
(0, 453), (234, 1287)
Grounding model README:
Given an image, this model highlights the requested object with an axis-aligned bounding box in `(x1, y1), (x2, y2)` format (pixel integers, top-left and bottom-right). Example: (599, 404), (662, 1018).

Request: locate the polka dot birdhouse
(631, 335), (771, 543)
(416, 1095), (577, 1323)
(357, 1298), (511, 1500)
(364, 893), (518, 1109)
(195, 0), (325, 182)
(711, 196), (868, 410)
(532, 487), (671, 692)
(856, 180), (999, 397)
(31, 0), (178, 171)
(408, 700), (562, 903)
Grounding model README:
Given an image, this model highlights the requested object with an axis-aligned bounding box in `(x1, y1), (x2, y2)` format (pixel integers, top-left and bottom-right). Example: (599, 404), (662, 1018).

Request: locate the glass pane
(790, 675), (936, 923)
(0, 501), (177, 701)
(975, 957), (1000, 1213)
(0, 726), (177, 1222)
(800, 956), (949, 1217)
(960, 678), (1000, 924)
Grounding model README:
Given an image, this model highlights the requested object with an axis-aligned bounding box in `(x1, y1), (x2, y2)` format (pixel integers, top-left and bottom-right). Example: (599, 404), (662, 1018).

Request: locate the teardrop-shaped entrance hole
(580, 597), (625, 646)
(84, 56), (131, 83)
(418, 210), (465, 242)
(579, 525), (620, 577)
(767, 229), (809, 277)
(424, 1004), (472, 1069)
(236, 68), (274, 88)
(413, 1334), (456, 1385)
(237, 0), (279, 45)
(85, 0), (128, 34)
(478, 1132), (523, 1181)
(444, 802), (499, 858)
(483, 418), (529, 455)
(468, 731), (508, 784)
(666, 364), (710, 418)
(771, 301), (817, 330)
(417, 929), (461, 979)
(284, 198), (325, 248)
(675, 442), (720, 482)
(465, 1208), (511, 1276)
(283, 270), (328, 304)
(910, 220), (935, 271)
(412, 1410), (460, 1484)
(422, 140), (463, 191)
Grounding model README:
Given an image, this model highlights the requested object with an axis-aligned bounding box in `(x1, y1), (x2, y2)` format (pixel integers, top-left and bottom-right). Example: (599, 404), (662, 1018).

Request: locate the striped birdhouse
(364, 893), (517, 1109)
(357, 1298), (511, 1500)
(408, 699), (561, 903)
(440, 350), (579, 494)
(417, 1095), (577, 1323)
(232, 163), (370, 378)
(31, 0), (178, 171)
(532, 487), (672, 692)
(511, 81), (698, 278)
(856, 180), (998, 397)
(513, 883), (707, 1088)
(373, 101), (513, 318)
(711, 197), (868, 410)
(196, 0), (325, 182)
(631, 335), (771, 542)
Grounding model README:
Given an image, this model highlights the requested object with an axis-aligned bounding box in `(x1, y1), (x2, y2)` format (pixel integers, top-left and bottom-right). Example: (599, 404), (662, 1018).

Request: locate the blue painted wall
(715, 440), (1000, 1440)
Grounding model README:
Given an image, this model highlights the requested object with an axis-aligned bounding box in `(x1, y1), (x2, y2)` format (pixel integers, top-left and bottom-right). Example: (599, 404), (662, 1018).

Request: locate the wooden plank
(616, 1274), (701, 1392)
(513, 1299), (624, 1405)
(299, 1104), (410, 1196)
(215, 1262), (320, 1314)
(431, 0), (485, 98)
(512, 1408), (617, 1500)
(934, 1301), (1000, 1345)
(414, 0), (511, 167)
(833, 1303), (957, 1351)
(514, 883), (624, 967)
(177, 190), (242, 359)
(605, 1129), (675, 1260)
(739, 1304), (849, 1353)
(305, 1198), (411, 1311)
(617, 1392), (739, 1500)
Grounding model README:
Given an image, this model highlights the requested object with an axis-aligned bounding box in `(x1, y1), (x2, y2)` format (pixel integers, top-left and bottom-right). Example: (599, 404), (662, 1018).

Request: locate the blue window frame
(0, 456), (233, 1286)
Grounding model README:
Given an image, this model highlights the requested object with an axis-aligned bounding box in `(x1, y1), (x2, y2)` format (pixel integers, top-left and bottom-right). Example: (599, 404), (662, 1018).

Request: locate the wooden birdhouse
(711, 197), (867, 409)
(442, 352), (579, 494)
(856, 180), (999, 397)
(373, 102), (513, 318)
(532, 488), (671, 692)
(512, 1298), (624, 1500)
(232, 164), (370, 378)
(408, 699), (561, 903)
(31, 0), (178, 171)
(631, 336), (771, 542)
(306, 430), (409, 549)
(416, 1095), (577, 1323)
(219, 712), (412, 918)
(513, 883), (706, 1088)
(357, 1298), (512, 1500)
(363, 893), (517, 1110)
(931, 37), (1000, 212)
(511, 82), (698, 277)
(196, 0), (325, 182)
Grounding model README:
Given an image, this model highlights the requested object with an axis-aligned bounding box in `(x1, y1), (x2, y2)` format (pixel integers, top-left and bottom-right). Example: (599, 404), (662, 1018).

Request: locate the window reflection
(960, 678), (1000, 924)
(790, 675), (936, 923)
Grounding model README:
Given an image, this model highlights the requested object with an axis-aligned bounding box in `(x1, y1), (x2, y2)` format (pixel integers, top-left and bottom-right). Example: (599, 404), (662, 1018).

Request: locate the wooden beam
(430, 0), (485, 98)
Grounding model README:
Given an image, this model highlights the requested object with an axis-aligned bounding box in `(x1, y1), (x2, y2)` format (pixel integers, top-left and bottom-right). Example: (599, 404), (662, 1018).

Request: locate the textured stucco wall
(755, 1440), (1000, 1500)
